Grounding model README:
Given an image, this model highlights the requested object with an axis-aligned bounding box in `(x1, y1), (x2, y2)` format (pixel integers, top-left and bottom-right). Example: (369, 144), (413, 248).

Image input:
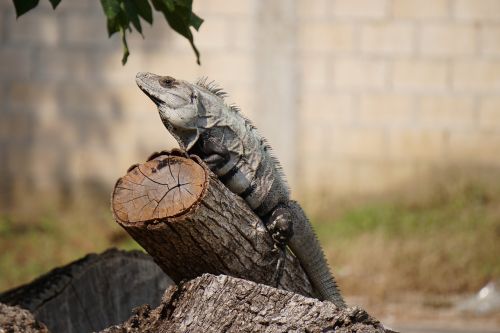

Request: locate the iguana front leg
(266, 204), (294, 287)
(197, 135), (230, 169)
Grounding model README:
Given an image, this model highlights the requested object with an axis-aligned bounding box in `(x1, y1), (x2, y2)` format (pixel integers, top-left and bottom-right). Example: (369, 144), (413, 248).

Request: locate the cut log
(101, 273), (387, 333)
(0, 249), (173, 333)
(111, 151), (315, 299)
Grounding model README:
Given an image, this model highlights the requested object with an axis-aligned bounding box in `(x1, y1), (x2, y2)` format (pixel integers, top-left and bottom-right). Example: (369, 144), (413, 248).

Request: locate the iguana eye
(159, 76), (176, 88)
(190, 93), (197, 103)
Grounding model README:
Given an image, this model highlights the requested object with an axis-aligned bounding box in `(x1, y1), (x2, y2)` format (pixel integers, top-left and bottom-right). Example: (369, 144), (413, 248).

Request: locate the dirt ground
(349, 294), (500, 333)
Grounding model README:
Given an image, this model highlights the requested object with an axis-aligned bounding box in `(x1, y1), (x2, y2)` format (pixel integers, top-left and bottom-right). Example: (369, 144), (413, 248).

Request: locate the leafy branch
(13, 0), (203, 65)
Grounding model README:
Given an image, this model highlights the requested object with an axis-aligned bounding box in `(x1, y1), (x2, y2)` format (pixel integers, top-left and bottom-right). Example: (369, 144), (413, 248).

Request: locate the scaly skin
(135, 72), (346, 308)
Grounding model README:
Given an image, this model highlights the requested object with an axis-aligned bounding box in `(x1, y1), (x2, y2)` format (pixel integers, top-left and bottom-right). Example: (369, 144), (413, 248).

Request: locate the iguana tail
(286, 201), (346, 308)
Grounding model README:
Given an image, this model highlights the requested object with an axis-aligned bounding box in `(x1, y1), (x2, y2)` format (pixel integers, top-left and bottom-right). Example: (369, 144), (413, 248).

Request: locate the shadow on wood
(112, 151), (315, 299)
(0, 249), (173, 333)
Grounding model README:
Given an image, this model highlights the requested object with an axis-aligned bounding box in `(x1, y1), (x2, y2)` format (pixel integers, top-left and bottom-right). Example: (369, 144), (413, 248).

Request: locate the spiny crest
(260, 136), (289, 191)
(229, 103), (241, 113)
(196, 77), (287, 189)
(195, 77), (228, 99)
(196, 77), (241, 114)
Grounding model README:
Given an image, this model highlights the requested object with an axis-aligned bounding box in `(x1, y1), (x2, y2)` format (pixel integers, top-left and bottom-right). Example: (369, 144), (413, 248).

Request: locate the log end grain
(112, 154), (207, 225)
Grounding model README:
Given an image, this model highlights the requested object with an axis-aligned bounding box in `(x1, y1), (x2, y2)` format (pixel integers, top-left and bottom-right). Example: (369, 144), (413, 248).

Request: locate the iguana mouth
(138, 84), (162, 106)
(140, 85), (189, 107)
(149, 94), (163, 106)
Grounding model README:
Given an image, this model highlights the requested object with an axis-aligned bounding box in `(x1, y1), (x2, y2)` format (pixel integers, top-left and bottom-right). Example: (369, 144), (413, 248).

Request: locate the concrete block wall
(0, 0), (499, 210)
(296, 0), (500, 203)
(0, 0), (257, 208)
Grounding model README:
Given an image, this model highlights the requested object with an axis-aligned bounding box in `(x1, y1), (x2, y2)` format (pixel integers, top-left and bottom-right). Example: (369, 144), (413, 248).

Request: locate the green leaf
(100, 0), (134, 64)
(164, 0), (175, 12)
(12, 0), (202, 66)
(152, 0), (202, 64)
(106, 17), (120, 36)
(120, 27), (130, 65)
(190, 12), (203, 31)
(123, 0), (142, 34)
(100, 0), (121, 20)
(150, 0), (163, 12)
(171, 0), (193, 18)
(13, 0), (39, 17)
(132, 0), (153, 24)
(47, 0), (61, 9)
(116, 2), (131, 29)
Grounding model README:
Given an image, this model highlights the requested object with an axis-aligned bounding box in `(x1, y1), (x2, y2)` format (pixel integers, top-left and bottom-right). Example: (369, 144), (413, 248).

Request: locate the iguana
(135, 72), (346, 308)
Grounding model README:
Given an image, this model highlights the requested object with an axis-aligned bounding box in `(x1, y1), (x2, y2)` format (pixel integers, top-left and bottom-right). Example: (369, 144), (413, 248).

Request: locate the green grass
(313, 181), (500, 297)
(0, 206), (142, 292)
(1, 178), (499, 299)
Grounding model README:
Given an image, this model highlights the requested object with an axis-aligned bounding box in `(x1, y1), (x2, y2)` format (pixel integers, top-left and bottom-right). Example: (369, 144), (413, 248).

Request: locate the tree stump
(111, 151), (315, 299)
(101, 274), (386, 333)
(0, 249), (173, 333)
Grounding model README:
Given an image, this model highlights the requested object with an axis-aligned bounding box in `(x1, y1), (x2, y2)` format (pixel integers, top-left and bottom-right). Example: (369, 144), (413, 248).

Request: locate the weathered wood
(0, 303), (49, 333)
(112, 151), (315, 299)
(101, 273), (386, 333)
(0, 249), (173, 333)
(113, 153), (206, 222)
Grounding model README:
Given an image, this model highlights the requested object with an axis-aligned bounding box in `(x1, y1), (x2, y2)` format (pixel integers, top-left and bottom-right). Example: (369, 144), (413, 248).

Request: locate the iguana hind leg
(266, 204), (294, 287)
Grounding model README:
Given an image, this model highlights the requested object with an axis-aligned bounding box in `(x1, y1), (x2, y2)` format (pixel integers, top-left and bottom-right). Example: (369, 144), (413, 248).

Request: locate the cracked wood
(111, 151), (315, 298)
(101, 274), (386, 333)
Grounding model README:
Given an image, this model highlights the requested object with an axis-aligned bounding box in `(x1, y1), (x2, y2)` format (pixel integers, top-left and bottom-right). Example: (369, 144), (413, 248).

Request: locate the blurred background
(1, 0), (499, 331)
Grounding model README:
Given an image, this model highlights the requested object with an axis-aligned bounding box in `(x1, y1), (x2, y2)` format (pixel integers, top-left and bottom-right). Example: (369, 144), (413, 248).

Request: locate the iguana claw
(271, 244), (287, 288)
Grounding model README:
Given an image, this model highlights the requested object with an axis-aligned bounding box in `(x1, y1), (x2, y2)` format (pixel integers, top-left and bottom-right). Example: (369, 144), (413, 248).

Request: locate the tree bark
(0, 249), (173, 333)
(111, 151), (315, 299)
(0, 303), (49, 333)
(101, 273), (386, 333)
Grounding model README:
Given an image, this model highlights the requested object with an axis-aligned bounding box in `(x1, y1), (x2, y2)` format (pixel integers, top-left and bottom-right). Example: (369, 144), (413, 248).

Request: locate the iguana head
(136, 72), (204, 150)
